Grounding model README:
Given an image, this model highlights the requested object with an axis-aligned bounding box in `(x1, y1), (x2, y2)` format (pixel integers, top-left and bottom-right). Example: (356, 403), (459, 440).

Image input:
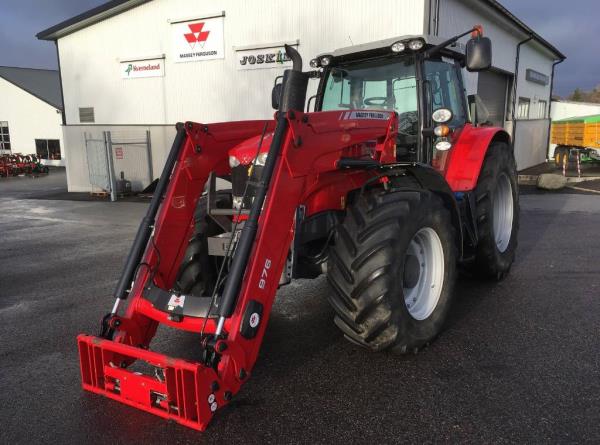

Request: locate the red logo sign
(184, 22), (210, 49)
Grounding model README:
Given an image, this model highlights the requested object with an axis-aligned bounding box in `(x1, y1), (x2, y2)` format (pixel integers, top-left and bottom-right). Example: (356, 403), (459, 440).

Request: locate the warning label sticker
(167, 294), (185, 311)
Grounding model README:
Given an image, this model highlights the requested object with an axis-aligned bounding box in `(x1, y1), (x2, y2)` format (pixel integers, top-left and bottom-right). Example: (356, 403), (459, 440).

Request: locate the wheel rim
(492, 173), (514, 253)
(403, 227), (445, 321)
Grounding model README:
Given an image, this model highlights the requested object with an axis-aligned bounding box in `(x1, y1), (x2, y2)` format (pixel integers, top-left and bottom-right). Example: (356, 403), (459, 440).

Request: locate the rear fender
(388, 165), (464, 259)
(444, 124), (511, 192)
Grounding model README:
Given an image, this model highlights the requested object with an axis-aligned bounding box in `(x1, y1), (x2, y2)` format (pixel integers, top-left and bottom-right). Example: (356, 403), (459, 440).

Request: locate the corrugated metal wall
(58, 0), (425, 126)
(58, 0), (561, 191)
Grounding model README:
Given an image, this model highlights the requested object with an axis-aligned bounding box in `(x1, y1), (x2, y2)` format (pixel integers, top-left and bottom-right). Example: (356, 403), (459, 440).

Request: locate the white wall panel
(515, 43), (554, 118)
(513, 119), (549, 169)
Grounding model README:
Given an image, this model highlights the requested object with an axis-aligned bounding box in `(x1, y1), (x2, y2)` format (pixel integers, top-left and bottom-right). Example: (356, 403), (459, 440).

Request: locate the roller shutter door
(477, 70), (510, 127)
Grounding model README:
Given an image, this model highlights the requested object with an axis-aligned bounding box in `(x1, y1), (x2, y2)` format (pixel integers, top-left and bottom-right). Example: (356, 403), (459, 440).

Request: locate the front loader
(78, 26), (519, 430)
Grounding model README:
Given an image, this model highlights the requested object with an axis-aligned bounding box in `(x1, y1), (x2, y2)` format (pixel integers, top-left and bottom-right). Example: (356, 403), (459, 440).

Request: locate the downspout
(54, 40), (67, 126)
(544, 57), (566, 160)
(510, 35), (533, 152)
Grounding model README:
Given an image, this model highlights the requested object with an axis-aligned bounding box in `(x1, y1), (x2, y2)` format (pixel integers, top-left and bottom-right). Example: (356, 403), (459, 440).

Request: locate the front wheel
(327, 188), (457, 354)
(469, 142), (519, 280)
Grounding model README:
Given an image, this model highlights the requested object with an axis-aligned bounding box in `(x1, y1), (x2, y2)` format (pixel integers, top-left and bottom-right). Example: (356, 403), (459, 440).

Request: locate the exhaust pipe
(215, 45), (308, 334)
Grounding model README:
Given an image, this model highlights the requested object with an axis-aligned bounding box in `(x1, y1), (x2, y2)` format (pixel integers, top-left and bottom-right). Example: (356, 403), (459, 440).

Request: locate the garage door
(477, 70), (510, 127)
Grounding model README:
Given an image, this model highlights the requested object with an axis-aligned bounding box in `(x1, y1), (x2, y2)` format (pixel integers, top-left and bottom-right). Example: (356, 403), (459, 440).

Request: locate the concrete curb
(518, 174), (600, 185)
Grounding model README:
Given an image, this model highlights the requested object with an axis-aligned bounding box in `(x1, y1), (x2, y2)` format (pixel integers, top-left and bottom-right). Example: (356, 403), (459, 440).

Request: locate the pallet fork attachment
(77, 45), (398, 430)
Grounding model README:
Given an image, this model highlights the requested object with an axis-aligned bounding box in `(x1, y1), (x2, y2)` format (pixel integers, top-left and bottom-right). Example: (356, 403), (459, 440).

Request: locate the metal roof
(36, 0), (564, 60)
(37, 0), (150, 41)
(0, 67), (63, 109)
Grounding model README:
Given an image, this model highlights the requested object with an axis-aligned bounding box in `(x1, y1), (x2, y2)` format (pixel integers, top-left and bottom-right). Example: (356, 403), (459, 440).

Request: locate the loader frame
(79, 109), (402, 430)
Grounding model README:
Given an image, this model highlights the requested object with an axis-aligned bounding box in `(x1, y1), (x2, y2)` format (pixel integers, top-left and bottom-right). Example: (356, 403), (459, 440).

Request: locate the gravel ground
(1, 172), (599, 444)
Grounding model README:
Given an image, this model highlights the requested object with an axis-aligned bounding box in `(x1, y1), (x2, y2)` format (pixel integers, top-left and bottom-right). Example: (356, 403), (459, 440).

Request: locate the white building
(37, 0), (564, 192)
(0, 67), (64, 166)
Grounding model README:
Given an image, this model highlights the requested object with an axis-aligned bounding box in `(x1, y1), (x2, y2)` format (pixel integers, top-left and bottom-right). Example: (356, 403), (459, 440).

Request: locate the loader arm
(78, 109), (397, 430)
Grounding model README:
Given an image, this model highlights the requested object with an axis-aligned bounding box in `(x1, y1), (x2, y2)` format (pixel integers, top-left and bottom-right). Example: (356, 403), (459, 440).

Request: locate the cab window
(321, 56), (419, 160)
(321, 56), (417, 117)
(424, 59), (467, 126)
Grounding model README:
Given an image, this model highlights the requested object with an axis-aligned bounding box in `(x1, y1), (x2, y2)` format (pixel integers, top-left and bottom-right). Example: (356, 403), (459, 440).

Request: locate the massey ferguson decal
(236, 45), (296, 70)
(172, 16), (224, 62)
(340, 111), (391, 120)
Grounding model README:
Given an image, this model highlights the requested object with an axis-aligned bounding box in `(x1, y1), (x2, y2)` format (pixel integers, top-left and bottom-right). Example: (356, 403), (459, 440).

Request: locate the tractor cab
(313, 34), (471, 164)
(227, 28), (492, 208)
(313, 31), (493, 164)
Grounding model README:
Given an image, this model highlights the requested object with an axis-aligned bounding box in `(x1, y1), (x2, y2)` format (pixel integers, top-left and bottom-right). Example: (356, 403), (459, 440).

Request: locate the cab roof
(316, 34), (465, 61)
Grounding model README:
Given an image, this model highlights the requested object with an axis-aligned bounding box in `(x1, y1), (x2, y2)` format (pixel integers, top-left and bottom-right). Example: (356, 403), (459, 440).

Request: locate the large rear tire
(469, 142), (519, 280)
(327, 188), (457, 354)
(174, 191), (231, 296)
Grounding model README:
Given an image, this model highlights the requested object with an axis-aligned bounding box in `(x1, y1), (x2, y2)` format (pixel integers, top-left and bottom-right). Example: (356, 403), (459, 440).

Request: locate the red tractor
(78, 26), (518, 430)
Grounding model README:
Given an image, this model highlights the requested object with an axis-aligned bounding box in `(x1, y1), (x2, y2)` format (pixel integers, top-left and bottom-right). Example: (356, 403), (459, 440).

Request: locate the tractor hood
(228, 131), (274, 165)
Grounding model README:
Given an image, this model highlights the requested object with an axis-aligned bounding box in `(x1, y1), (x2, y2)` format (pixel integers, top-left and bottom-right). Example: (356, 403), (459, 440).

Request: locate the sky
(0, 0), (598, 97)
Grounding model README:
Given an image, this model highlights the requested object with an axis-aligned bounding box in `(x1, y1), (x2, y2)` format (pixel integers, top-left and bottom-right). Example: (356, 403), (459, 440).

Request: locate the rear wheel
(174, 191), (231, 296)
(469, 142), (519, 280)
(554, 146), (567, 168)
(327, 188), (457, 354)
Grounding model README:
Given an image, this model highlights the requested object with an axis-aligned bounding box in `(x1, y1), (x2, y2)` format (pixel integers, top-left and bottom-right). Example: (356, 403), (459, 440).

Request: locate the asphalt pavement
(1, 171), (599, 444)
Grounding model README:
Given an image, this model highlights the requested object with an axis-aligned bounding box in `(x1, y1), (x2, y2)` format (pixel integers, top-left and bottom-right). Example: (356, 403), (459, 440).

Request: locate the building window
(536, 100), (547, 119)
(517, 97), (530, 119)
(0, 121), (10, 152)
(79, 107), (95, 123)
(35, 139), (61, 160)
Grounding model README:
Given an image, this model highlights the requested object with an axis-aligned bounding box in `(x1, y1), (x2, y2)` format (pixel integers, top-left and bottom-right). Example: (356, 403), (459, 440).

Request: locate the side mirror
(466, 36), (492, 72)
(271, 83), (283, 110)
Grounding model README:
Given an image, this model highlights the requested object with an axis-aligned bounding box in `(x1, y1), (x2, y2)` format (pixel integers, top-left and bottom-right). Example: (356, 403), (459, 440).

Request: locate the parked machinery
(552, 114), (600, 175)
(77, 26), (519, 430)
(0, 153), (49, 177)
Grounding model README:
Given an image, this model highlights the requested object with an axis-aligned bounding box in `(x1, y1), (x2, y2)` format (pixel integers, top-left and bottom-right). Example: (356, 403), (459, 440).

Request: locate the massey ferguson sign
(172, 16), (224, 63)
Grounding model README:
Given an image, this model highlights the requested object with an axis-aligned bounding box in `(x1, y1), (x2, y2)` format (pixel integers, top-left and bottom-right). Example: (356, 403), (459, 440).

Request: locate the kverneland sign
(172, 16), (224, 63)
(236, 44), (297, 70)
(120, 58), (165, 79)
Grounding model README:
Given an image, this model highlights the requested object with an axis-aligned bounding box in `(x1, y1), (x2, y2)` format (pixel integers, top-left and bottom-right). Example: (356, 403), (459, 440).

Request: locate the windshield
(321, 56), (417, 117)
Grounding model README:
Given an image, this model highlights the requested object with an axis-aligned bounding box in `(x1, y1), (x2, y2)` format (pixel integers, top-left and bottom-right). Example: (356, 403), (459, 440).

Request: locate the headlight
(229, 155), (240, 168)
(432, 108), (453, 123)
(435, 139), (452, 151)
(320, 55), (332, 66)
(310, 58), (319, 68)
(255, 152), (268, 166)
(408, 39), (424, 51)
(391, 41), (405, 53)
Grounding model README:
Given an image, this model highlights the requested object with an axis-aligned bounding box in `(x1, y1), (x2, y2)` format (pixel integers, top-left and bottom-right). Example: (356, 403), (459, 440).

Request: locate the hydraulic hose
(112, 124), (186, 306)
(216, 45), (307, 328)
